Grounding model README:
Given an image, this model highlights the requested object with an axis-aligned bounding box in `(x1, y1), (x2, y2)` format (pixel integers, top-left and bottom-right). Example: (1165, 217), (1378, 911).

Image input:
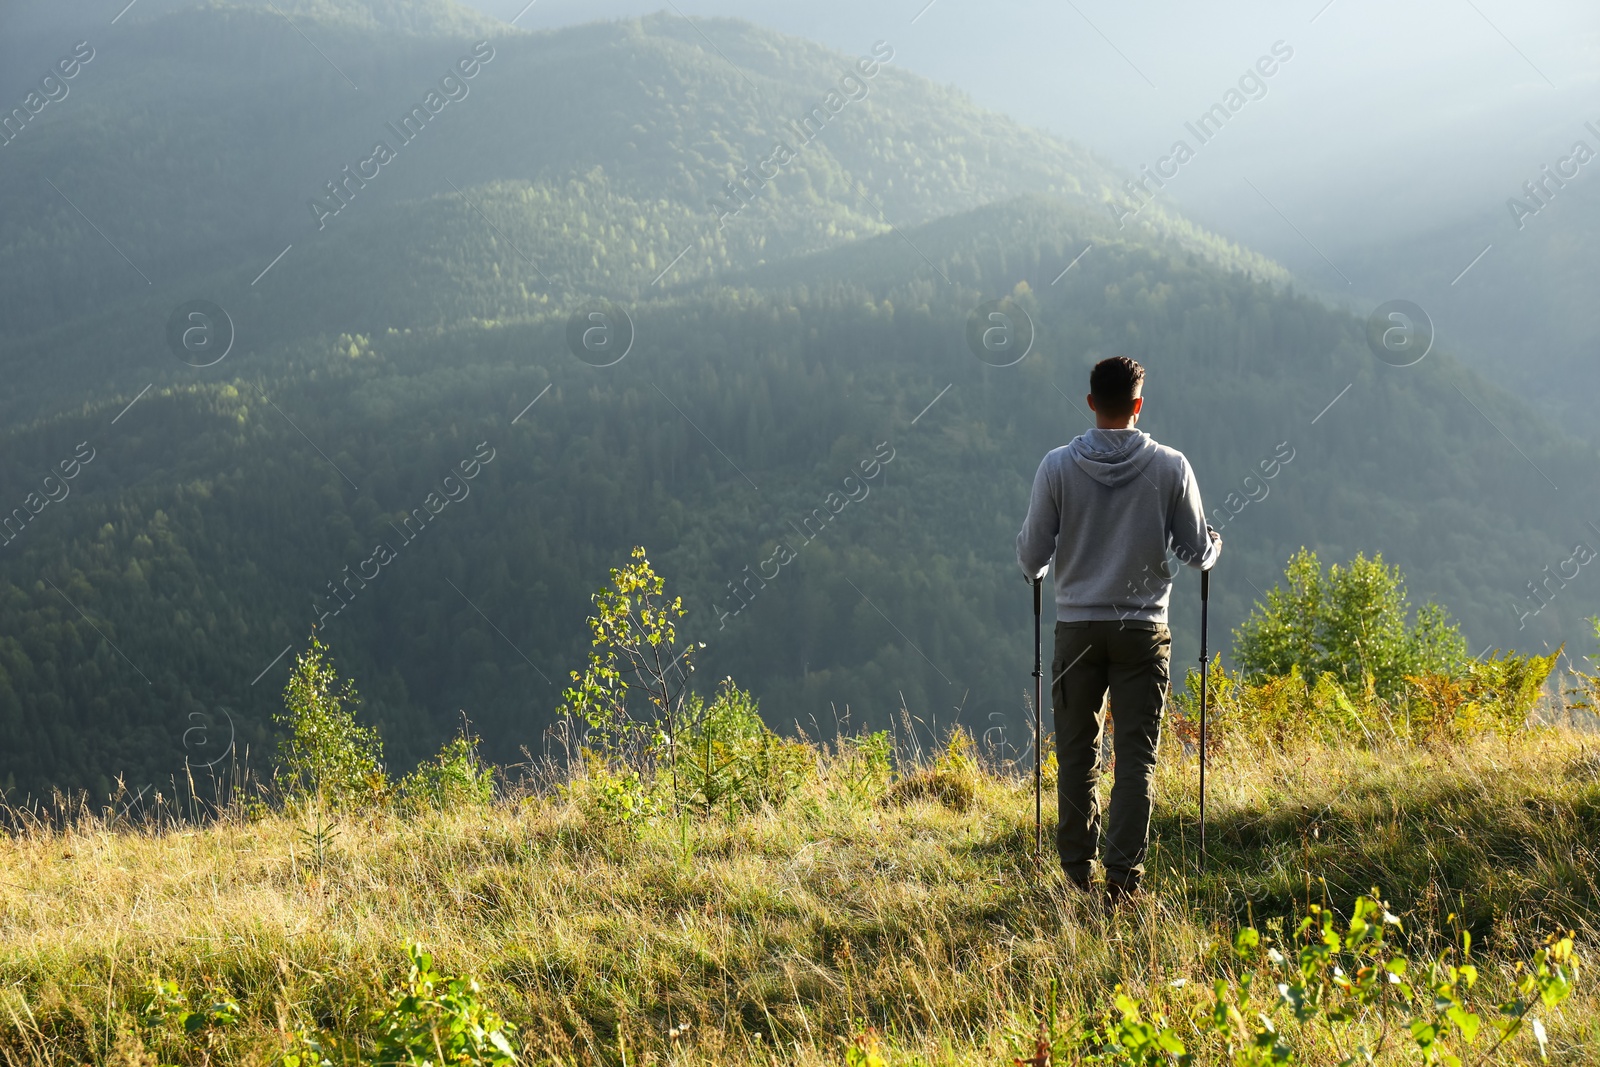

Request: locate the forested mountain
(1333, 173), (1600, 448)
(2, 0), (1595, 798)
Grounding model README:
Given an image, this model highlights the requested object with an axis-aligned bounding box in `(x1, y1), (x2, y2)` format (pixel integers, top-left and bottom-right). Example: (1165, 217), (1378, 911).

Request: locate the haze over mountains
(1, 0), (1595, 798)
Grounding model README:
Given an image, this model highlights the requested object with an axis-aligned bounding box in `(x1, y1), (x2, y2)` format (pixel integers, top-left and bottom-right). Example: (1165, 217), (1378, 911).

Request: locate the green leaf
(1447, 1005), (1480, 1044)
(1538, 974), (1572, 1008)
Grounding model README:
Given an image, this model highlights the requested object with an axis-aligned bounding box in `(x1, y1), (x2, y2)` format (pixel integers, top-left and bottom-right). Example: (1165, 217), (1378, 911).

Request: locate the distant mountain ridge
(0, 4), (1180, 353)
(123, 0), (502, 36)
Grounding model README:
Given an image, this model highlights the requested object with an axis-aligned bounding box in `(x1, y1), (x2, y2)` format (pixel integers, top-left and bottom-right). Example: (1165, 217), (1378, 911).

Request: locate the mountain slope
(3, 191), (1595, 796)
(1, 4), (1595, 797)
(1333, 176), (1600, 447)
(0, 6), (1131, 350)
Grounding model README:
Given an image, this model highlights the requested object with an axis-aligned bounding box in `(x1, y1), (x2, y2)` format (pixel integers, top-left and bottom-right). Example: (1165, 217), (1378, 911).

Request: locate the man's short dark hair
(1090, 356), (1145, 417)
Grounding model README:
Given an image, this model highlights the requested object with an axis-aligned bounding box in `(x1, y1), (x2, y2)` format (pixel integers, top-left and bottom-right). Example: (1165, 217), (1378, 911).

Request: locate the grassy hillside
(3, 726), (1597, 1065)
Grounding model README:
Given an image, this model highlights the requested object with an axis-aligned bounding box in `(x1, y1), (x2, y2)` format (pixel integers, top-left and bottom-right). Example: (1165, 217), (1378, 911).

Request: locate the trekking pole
(1033, 575), (1044, 867)
(1198, 566), (1210, 863)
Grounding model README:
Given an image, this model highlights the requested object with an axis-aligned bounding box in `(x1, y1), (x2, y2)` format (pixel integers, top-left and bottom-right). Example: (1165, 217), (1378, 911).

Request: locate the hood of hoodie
(1068, 428), (1160, 488)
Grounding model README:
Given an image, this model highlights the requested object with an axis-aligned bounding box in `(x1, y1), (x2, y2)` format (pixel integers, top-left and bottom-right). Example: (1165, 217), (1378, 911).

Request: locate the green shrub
(283, 944), (518, 1066)
(1235, 549), (1468, 701)
(1171, 648), (1558, 751)
(1171, 658), (1377, 752)
(559, 552), (811, 819)
(400, 726), (497, 809)
(558, 547), (702, 806)
(274, 637), (387, 807)
(1566, 616), (1600, 715)
(565, 750), (663, 827)
(1409, 650), (1561, 744)
(676, 678), (814, 814)
(370, 945), (518, 1066)
(139, 976), (241, 1063)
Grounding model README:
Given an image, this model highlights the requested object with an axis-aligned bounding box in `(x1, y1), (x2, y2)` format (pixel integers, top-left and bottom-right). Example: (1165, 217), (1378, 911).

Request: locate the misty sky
(466, 0), (1598, 284)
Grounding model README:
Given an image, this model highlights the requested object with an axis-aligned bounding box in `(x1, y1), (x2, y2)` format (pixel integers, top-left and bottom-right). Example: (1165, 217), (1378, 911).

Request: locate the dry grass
(2, 730), (1599, 1066)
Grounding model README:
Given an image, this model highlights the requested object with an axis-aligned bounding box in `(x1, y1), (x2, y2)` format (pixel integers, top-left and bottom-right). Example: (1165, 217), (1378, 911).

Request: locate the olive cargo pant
(1052, 620), (1172, 889)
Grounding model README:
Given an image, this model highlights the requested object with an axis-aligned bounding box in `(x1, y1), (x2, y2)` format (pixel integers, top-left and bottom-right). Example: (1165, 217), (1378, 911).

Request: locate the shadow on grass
(1148, 772), (1600, 945)
(961, 764), (1600, 946)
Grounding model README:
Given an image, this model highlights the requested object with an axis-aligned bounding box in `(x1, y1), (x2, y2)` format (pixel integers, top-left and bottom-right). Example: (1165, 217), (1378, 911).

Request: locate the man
(1016, 356), (1219, 900)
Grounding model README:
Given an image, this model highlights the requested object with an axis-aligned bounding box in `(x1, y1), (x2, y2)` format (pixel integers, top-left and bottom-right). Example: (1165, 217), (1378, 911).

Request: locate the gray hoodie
(1016, 427), (1218, 625)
